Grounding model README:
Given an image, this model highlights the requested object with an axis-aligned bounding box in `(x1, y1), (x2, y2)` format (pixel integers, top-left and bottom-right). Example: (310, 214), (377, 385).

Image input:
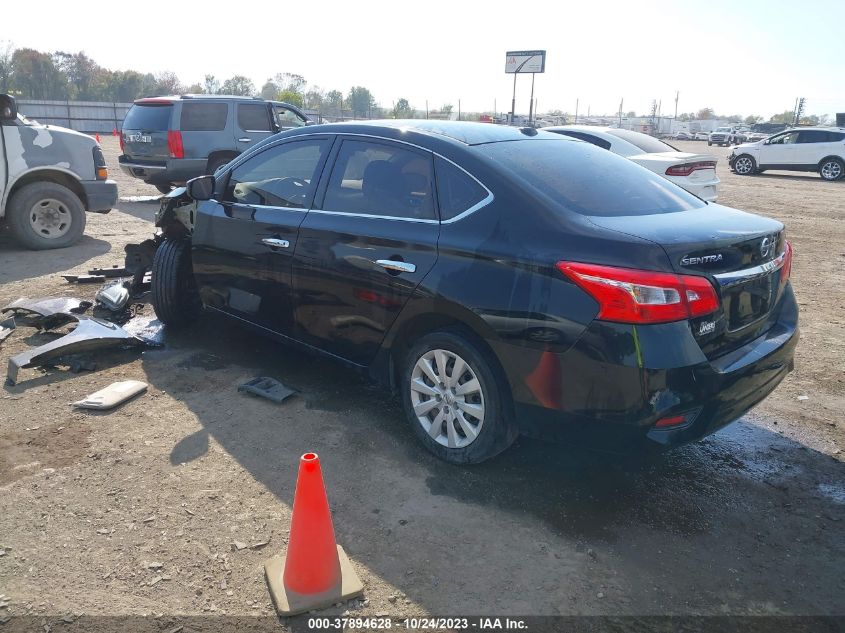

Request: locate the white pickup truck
(0, 94), (117, 249)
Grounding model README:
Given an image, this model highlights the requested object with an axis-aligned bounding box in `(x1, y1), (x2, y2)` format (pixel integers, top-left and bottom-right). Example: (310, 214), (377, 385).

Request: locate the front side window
(224, 139), (329, 208)
(238, 103), (273, 132)
(180, 102), (228, 131)
(322, 140), (435, 220)
(275, 106), (308, 129)
(769, 131), (799, 145)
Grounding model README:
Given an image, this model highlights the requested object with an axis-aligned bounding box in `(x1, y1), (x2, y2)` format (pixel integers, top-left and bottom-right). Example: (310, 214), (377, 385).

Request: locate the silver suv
(118, 95), (311, 193)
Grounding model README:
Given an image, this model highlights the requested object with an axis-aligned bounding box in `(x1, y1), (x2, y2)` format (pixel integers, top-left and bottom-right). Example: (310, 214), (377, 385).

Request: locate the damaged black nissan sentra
(147, 120), (798, 464)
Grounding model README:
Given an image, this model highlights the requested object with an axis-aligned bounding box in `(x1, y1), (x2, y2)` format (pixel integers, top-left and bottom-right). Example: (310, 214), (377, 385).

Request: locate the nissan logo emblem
(760, 237), (772, 259)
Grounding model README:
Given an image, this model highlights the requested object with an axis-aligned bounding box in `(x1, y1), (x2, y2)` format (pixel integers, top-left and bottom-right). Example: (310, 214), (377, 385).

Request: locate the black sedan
(150, 120), (798, 464)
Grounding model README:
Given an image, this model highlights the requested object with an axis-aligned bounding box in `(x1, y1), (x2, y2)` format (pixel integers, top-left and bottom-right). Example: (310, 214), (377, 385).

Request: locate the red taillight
(665, 161), (716, 177)
(167, 130), (184, 159)
(655, 415), (687, 429)
(118, 131), (125, 153)
(780, 240), (793, 284)
(556, 262), (720, 324)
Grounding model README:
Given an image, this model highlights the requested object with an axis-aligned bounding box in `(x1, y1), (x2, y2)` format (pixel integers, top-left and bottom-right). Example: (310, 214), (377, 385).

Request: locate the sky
(3, 0), (843, 119)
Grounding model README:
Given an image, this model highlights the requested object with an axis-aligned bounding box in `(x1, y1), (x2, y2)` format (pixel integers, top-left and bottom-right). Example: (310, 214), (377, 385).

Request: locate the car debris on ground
(238, 377), (297, 403)
(73, 380), (148, 410)
(95, 283), (131, 313)
(2, 297), (92, 330)
(0, 317), (15, 345)
(6, 315), (148, 385)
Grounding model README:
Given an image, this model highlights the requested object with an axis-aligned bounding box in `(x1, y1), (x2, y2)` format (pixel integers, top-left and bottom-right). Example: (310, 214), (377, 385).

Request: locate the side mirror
(186, 175), (215, 201)
(0, 94), (18, 121)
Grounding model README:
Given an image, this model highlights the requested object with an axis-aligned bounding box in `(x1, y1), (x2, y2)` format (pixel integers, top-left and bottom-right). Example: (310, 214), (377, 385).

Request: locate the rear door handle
(375, 259), (416, 274)
(238, 137), (252, 142)
(261, 238), (289, 248)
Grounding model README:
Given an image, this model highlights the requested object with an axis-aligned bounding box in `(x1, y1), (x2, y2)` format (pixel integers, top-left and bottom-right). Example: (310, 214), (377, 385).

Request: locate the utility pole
(528, 73), (536, 126)
(458, 99), (461, 121)
(574, 98), (578, 124)
(426, 100), (429, 120)
(674, 90), (679, 119)
(619, 98), (623, 127)
(511, 72), (518, 124)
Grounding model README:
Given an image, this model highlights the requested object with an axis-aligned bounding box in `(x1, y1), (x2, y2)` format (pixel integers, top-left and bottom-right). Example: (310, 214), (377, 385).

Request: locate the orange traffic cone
(112, 128), (118, 136)
(264, 453), (363, 615)
(95, 133), (101, 143)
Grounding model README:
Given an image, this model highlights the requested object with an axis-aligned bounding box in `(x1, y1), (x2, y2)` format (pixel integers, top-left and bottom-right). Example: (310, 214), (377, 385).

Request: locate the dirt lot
(0, 137), (843, 630)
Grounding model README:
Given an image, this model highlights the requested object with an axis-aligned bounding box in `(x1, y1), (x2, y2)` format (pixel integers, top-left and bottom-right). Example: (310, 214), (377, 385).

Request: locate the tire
(733, 154), (757, 175)
(400, 330), (517, 464)
(5, 181), (86, 250)
(151, 238), (202, 326)
(819, 157), (844, 181)
(207, 154), (236, 175)
(154, 183), (173, 195)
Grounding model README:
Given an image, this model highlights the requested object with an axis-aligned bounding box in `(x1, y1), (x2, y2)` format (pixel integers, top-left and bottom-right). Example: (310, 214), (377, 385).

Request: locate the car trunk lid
(629, 151), (718, 184)
(121, 100), (173, 162)
(588, 204), (788, 359)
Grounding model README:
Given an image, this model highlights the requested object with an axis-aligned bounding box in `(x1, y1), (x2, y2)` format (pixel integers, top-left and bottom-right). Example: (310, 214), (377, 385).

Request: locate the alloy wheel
(410, 349), (485, 449)
(734, 157), (754, 175)
(29, 198), (72, 239)
(820, 160), (842, 181)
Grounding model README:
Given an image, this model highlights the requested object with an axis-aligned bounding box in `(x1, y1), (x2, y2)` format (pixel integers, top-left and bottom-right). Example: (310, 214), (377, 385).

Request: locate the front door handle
(261, 238), (289, 249)
(375, 259), (416, 274)
(238, 137), (252, 142)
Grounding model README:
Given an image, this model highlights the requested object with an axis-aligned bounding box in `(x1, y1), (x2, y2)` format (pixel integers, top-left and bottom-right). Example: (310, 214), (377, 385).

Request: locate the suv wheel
(733, 154), (757, 175)
(6, 181), (86, 250)
(819, 157), (844, 181)
(154, 183), (173, 195)
(207, 154), (237, 175)
(401, 330), (517, 464)
(151, 238), (202, 326)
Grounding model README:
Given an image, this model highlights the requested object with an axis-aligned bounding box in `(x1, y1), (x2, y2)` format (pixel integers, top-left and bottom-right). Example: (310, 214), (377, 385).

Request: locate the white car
(729, 127), (845, 181)
(545, 125), (720, 201)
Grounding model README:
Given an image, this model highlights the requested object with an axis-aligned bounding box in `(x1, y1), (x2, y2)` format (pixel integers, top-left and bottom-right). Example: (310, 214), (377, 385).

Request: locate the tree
(260, 81), (278, 100)
(769, 110), (796, 124)
(745, 115), (763, 125)
(185, 82), (204, 94)
(799, 114), (820, 126)
(440, 103), (453, 115)
(10, 48), (67, 99)
(696, 107), (715, 120)
(277, 89), (304, 107)
(152, 71), (183, 95)
(0, 41), (15, 94)
(305, 86), (325, 110)
(725, 114), (743, 122)
(220, 75), (255, 96)
(393, 97), (413, 118)
(203, 74), (219, 94)
(53, 51), (101, 100)
(347, 86), (375, 118)
(626, 110), (637, 118)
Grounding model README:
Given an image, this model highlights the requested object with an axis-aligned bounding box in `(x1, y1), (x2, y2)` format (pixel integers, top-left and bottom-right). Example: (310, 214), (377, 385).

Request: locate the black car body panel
(182, 121), (797, 453)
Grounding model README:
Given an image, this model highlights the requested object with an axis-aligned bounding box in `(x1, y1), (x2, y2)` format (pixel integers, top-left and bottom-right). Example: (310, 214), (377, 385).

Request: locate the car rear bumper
(81, 179), (117, 213)
(490, 285), (798, 452)
(118, 156), (207, 185)
(665, 175), (719, 202)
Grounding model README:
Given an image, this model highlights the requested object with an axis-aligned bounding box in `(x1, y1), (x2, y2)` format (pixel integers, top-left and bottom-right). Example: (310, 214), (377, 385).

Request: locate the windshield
(605, 128), (676, 154)
(480, 139), (705, 217)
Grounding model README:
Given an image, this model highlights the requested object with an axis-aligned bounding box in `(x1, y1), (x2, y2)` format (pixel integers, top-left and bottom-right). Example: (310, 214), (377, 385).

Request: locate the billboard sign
(505, 50), (546, 74)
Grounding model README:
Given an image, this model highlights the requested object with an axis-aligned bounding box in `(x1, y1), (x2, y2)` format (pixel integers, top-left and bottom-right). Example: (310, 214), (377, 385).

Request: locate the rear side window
(322, 140), (435, 220)
(123, 104), (172, 131)
(180, 102), (228, 131)
(223, 139), (329, 208)
(482, 139), (704, 217)
(797, 130), (830, 143)
(238, 103), (272, 132)
(435, 157), (488, 220)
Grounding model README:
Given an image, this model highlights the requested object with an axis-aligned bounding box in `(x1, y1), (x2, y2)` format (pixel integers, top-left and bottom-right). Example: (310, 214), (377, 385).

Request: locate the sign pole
(528, 73), (536, 126)
(511, 72), (517, 124)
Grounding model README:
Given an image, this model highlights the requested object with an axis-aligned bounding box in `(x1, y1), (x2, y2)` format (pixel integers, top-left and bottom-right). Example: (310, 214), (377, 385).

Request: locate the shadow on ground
(0, 231), (111, 284)
(141, 313), (845, 617)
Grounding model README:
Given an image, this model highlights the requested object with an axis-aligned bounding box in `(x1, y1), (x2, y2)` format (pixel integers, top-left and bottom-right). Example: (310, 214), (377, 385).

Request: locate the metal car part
(62, 274), (107, 284)
(0, 316), (15, 344)
(7, 315), (147, 385)
(237, 377), (296, 403)
(95, 283), (131, 312)
(73, 380), (148, 410)
(1, 297), (92, 329)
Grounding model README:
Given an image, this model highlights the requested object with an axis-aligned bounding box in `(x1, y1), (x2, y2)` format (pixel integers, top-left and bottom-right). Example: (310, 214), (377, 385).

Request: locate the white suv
(729, 127), (845, 181)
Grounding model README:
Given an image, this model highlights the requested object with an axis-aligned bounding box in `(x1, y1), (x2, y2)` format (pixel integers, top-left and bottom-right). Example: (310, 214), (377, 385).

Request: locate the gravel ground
(0, 136), (843, 631)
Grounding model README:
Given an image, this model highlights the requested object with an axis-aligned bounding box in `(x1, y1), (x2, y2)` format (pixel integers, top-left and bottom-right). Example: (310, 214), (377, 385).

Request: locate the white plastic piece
(73, 380), (148, 410)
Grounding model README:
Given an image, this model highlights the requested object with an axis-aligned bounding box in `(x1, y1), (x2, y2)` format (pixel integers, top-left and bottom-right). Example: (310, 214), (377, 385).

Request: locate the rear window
(481, 139), (705, 217)
(180, 102), (228, 131)
(551, 130), (612, 150)
(123, 104), (172, 131)
(605, 129), (676, 153)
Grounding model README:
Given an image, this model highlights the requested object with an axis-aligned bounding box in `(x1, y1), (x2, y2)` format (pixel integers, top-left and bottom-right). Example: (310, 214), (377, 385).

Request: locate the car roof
(287, 120), (562, 146)
(134, 94), (266, 104)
